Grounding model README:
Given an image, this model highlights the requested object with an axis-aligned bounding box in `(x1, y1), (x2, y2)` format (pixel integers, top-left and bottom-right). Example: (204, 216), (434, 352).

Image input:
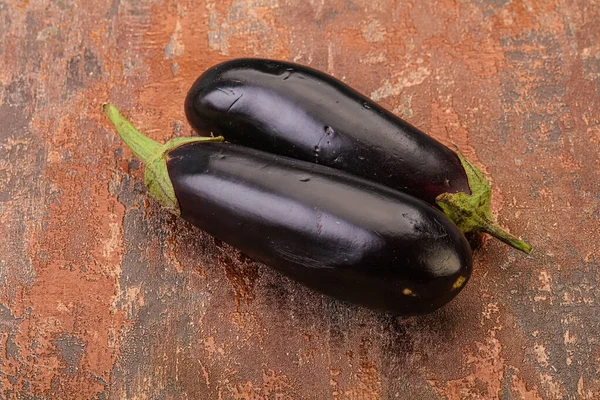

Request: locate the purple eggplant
(104, 103), (473, 315)
(184, 58), (531, 254)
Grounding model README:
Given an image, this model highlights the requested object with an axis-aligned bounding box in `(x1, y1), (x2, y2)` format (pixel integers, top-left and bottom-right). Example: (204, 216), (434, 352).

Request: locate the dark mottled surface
(0, 0), (599, 399)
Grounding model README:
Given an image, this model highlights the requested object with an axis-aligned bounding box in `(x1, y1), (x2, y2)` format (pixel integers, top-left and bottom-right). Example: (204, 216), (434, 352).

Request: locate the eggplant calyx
(436, 153), (532, 254)
(103, 103), (223, 214)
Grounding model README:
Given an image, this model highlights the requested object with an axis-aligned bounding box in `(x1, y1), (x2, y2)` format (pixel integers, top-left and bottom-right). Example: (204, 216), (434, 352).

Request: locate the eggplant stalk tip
(436, 153), (532, 254)
(102, 102), (162, 164)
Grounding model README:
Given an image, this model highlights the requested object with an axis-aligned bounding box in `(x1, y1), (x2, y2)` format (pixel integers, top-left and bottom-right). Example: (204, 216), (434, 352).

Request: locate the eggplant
(184, 58), (531, 254)
(104, 104), (473, 315)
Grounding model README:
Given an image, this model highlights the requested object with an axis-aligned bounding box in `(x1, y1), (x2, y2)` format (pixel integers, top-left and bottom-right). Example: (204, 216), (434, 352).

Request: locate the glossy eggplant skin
(184, 58), (471, 206)
(166, 142), (472, 315)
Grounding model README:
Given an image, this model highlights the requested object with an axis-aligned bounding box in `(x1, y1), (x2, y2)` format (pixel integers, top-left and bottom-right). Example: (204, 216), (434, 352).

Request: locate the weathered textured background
(0, 0), (599, 398)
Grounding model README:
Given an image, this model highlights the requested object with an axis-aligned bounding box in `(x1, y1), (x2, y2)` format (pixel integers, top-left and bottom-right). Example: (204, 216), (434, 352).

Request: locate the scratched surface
(0, 0), (599, 398)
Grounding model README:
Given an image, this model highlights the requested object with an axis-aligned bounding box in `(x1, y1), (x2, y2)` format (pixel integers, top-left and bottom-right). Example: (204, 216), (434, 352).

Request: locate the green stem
(103, 103), (224, 214)
(482, 220), (532, 254)
(102, 103), (161, 165)
(436, 153), (532, 254)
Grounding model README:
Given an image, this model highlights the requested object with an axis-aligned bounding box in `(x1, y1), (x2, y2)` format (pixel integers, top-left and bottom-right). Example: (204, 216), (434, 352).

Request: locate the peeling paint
(370, 65), (431, 101)
(164, 20), (184, 59)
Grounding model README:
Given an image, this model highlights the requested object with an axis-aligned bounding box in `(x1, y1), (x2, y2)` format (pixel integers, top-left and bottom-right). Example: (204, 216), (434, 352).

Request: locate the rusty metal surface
(1, 0), (599, 398)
